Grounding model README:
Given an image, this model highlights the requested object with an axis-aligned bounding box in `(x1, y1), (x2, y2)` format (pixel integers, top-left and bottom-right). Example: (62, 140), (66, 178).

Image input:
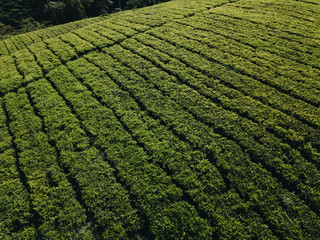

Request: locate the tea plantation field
(1, 0), (320, 239)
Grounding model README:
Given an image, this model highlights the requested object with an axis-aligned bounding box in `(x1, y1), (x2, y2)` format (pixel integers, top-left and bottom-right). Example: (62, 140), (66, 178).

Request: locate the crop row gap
(291, 0), (320, 6)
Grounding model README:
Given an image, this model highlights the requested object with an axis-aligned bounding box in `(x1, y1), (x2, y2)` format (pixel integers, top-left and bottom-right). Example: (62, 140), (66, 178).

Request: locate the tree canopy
(0, 0), (169, 32)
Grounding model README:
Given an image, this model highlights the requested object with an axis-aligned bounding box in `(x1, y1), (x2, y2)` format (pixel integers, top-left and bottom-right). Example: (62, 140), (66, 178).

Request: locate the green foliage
(0, 0), (171, 33)
(0, 0), (320, 239)
(0, 22), (15, 40)
(151, 202), (212, 239)
(44, 1), (68, 24)
(125, 0), (169, 9)
(0, 0), (30, 27)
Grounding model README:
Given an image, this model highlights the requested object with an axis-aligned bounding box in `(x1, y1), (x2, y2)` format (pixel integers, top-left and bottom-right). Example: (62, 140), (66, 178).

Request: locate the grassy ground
(0, 0), (320, 239)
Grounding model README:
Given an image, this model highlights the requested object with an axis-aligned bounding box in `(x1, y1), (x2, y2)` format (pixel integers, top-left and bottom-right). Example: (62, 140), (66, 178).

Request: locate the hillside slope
(1, 0), (320, 239)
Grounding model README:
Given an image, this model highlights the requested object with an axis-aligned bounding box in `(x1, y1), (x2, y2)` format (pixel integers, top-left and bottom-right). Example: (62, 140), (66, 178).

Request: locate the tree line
(0, 0), (169, 36)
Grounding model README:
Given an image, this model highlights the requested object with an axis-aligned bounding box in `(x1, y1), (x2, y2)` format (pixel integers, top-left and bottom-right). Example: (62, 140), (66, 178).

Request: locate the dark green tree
(43, 0), (112, 24)
(125, 0), (168, 9)
(0, 0), (32, 27)
(0, 0), (170, 33)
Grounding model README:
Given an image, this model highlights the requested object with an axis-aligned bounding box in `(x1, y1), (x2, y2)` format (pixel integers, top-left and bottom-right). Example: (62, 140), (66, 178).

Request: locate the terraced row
(0, 17), (105, 56)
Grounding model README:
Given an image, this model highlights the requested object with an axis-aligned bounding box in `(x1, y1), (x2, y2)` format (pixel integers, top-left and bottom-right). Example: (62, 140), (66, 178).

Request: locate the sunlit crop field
(1, 0), (320, 239)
